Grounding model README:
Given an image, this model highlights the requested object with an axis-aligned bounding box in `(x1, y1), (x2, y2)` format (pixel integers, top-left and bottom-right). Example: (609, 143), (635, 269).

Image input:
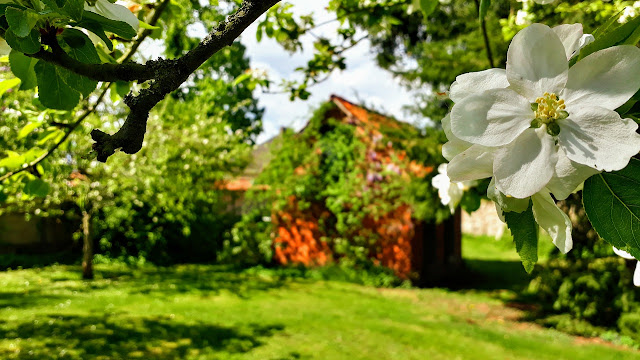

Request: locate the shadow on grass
(0, 291), (68, 310)
(0, 314), (284, 359)
(44, 265), (294, 299)
(461, 259), (532, 292)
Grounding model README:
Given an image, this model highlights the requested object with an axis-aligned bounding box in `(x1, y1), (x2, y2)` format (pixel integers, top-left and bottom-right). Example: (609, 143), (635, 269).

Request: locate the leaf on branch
(0, 151), (25, 169)
(9, 50), (38, 90)
(23, 178), (50, 198)
(41, 0), (84, 21)
(504, 201), (538, 273)
(79, 11), (137, 39)
(59, 29), (100, 96)
(579, 13), (640, 60)
(418, 0), (438, 19)
(34, 61), (81, 110)
(74, 20), (115, 51)
(0, 78), (21, 98)
(17, 121), (42, 140)
(479, 0), (491, 21)
(583, 158), (640, 259)
(4, 29), (41, 54)
(5, 7), (39, 38)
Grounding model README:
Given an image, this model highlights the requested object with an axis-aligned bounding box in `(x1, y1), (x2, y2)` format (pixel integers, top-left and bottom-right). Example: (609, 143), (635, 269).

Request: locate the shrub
(527, 257), (640, 328)
(618, 312), (640, 343)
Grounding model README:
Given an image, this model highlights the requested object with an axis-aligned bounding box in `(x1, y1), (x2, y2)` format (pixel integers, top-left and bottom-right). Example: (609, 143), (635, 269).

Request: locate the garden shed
(231, 95), (464, 286)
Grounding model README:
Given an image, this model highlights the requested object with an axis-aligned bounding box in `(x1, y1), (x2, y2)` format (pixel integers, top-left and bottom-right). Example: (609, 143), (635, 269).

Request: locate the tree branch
(91, 0), (281, 162)
(0, 0), (175, 183)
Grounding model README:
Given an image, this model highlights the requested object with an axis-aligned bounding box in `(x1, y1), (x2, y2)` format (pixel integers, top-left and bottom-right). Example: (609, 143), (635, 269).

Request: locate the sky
(238, 1), (420, 143)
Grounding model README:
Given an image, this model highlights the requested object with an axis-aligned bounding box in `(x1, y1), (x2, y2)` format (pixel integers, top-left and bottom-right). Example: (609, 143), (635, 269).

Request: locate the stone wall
(461, 200), (506, 239)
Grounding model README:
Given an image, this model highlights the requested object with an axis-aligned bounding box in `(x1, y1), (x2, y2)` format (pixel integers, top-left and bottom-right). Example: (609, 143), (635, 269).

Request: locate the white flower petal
(634, 263), (640, 287)
(507, 23), (569, 101)
(534, 0), (557, 4)
(578, 34), (594, 50)
(494, 127), (557, 199)
(532, 191), (573, 254)
(442, 114), (472, 161)
(450, 88), (533, 146)
(546, 147), (599, 200)
(562, 45), (640, 110)
(552, 24), (583, 60)
(449, 68), (509, 103)
(487, 177), (530, 213)
(448, 182), (465, 213)
(86, 0), (140, 32)
(613, 246), (637, 260)
(447, 145), (494, 182)
(559, 106), (640, 172)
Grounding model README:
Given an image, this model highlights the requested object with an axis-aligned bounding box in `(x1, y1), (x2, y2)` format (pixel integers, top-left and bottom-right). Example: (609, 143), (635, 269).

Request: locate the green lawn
(0, 257), (636, 359)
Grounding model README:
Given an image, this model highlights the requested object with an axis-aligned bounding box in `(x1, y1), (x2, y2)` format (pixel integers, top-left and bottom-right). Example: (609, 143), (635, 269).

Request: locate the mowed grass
(0, 257), (637, 359)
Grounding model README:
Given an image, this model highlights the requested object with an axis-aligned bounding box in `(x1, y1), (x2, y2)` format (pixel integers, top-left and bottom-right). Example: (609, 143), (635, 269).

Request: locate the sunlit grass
(0, 262), (636, 359)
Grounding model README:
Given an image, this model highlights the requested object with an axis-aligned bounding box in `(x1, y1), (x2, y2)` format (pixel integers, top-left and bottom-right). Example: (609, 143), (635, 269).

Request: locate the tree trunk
(81, 210), (94, 280)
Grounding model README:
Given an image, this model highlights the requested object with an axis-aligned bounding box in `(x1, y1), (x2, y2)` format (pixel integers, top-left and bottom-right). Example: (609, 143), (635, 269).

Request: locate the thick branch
(91, 0), (281, 162)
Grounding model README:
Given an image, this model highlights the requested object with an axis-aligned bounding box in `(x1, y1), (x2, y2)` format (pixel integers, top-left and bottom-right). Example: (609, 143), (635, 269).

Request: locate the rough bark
(30, 0), (282, 162)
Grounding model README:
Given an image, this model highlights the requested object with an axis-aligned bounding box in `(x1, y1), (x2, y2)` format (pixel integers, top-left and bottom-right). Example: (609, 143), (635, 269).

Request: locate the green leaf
(0, 78), (21, 97)
(592, 9), (624, 39)
(72, 20), (114, 51)
(0, 151), (25, 169)
(138, 20), (159, 30)
(5, 7), (38, 38)
(479, 0), (491, 21)
(504, 201), (538, 273)
(4, 28), (41, 54)
(115, 81), (130, 97)
(579, 14), (640, 60)
(60, 29), (100, 63)
(62, 0), (84, 21)
(418, 0), (438, 19)
(583, 158), (640, 259)
(34, 61), (81, 110)
(24, 178), (50, 198)
(59, 29), (99, 96)
(17, 121), (41, 140)
(9, 50), (38, 90)
(41, 0), (83, 20)
(79, 11), (137, 39)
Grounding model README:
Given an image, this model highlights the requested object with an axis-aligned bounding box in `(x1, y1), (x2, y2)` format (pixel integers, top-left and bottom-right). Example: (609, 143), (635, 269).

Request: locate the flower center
(530, 92), (568, 136)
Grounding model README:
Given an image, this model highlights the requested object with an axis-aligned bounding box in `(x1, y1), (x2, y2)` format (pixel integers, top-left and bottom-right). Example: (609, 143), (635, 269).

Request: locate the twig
(474, 0), (495, 68)
(0, 86), (110, 183)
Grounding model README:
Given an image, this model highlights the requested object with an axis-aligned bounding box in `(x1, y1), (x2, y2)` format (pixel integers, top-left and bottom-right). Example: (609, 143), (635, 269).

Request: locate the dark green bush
(618, 312), (640, 343)
(527, 257), (640, 327)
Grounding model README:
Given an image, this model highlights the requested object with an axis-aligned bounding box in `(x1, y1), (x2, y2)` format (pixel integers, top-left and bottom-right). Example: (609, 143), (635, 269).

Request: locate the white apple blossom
(449, 23), (640, 199)
(431, 163), (476, 214)
(85, 0), (139, 32)
(444, 112), (575, 253)
(446, 25), (598, 201)
(613, 247), (640, 287)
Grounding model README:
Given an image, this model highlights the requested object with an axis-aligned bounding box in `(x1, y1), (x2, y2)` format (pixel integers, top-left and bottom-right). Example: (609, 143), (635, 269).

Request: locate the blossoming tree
(2, 0), (640, 278)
